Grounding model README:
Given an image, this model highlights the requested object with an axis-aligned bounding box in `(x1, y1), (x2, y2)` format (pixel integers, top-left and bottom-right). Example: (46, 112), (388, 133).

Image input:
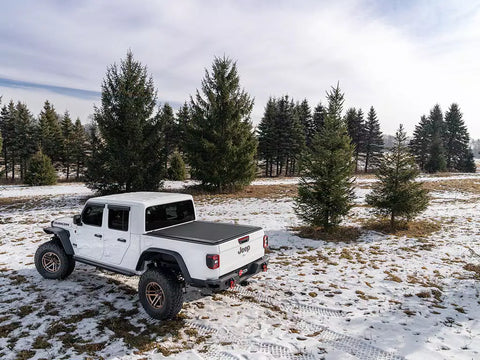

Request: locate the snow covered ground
(0, 176), (479, 360)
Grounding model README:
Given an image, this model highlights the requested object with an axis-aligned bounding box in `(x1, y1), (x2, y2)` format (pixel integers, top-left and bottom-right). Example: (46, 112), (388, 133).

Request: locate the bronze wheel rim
(146, 282), (165, 309)
(42, 252), (61, 273)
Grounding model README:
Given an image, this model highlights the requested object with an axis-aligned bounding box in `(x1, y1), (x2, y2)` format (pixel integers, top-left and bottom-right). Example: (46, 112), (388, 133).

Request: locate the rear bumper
(189, 256), (269, 290)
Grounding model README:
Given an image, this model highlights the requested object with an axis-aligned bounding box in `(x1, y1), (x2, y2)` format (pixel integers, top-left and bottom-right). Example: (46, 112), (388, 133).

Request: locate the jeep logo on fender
(238, 245), (250, 255)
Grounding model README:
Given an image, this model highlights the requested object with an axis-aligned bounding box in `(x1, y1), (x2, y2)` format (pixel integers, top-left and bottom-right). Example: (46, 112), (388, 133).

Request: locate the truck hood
(51, 217), (74, 229)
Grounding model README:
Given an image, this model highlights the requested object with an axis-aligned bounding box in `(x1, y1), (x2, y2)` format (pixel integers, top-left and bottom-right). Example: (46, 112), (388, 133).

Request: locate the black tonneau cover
(147, 221), (262, 245)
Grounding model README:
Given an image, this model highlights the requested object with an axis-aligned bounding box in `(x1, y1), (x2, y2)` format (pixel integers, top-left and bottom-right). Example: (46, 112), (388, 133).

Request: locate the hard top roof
(87, 192), (193, 208)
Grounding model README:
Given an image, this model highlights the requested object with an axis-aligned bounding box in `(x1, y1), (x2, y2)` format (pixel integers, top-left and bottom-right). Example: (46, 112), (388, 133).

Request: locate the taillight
(206, 254), (220, 269)
(263, 235), (269, 249)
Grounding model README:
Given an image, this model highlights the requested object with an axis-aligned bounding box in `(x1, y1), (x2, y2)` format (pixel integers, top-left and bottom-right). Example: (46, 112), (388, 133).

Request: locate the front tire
(138, 269), (184, 320)
(35, 240), (75, 279)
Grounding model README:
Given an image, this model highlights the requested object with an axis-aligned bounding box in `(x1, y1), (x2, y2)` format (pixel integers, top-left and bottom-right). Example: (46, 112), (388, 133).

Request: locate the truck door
(75, 203), (105, 260)
(102, 205), (131, 265)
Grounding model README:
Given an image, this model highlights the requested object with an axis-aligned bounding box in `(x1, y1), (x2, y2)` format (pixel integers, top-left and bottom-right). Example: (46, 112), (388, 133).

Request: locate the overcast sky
(1, 0), (480, 137)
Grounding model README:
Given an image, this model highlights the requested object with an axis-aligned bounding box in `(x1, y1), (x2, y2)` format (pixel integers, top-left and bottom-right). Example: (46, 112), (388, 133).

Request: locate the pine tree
(345, 107), (365, 172)
(25, 151), (57, 186)
(458, 148), (476, 173)
(71, 118), (87, 180)
(60, 111), (75, 180)
(425, 104), (446, 173)
(86, 50), (165, 193)
(366, 125), (429, 229)
(409, 115), (430, 171)
(159, 103), (177, 171)
(176, 102), (191, 155)
(168, 151), (187, 180)
(297, 99), (314, 147)
(295, 84), (355, 229)
(364, 106), (383, 172)
(14, 102), (38, 180)
(444, 103), (471, 171)
(38, 100), (62, 162)
(0, 101), (16, 180)
(312, 102), (325, 134)
(257, 97), (278, 177)
(187, 56), (257, 191)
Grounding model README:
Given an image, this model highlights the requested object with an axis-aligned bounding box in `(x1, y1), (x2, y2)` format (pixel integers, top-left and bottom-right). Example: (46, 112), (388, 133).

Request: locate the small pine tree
(168, 151), (187, 180)
(295, 84), (355, 229)
(366, 125), (429, 229)
(25, 151), (57, 186)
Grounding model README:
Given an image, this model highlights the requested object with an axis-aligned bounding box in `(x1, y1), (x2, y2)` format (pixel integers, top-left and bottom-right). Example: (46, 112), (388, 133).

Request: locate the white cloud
(1, 0), (480, 137)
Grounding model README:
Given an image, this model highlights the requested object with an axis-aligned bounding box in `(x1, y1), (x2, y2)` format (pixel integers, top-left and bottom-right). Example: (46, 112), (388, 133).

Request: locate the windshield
(145, 200), (195, 231)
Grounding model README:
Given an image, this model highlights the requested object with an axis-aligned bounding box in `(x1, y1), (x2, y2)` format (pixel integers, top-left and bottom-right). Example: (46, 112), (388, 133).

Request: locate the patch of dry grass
(361, 219), (441, 238)
(292, 226), (362, 242)
(421, 178), (480, 194)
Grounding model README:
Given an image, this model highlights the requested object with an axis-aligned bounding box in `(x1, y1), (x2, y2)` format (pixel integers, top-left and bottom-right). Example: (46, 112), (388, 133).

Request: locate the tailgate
(218, 228), (265, 276)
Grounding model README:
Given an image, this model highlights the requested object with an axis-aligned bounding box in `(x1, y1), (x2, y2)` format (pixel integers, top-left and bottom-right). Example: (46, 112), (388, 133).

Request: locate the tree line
(0, 51), (476, 190)
(0, 99), (88, 183)
(409, 104), (475, 173)
(257, 97), (385, 176)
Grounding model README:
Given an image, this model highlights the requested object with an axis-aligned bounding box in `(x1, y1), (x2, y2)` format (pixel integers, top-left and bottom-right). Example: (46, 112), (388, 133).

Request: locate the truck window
(145, 200), (195, 231)
(108, 207), (129, 231)
(82, 204), (104, 227)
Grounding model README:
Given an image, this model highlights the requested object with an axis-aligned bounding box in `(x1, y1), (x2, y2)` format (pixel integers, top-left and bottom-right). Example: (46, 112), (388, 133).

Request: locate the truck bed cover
(147, 221), (262, 245)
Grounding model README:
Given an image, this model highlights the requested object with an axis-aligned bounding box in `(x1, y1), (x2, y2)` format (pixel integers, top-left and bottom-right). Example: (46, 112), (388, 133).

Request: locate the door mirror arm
(73, 214), (82, 226)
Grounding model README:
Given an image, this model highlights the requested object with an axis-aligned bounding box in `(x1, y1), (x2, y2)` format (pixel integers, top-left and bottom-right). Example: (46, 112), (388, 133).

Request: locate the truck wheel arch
(43, 227), (74, 255)
(136, 249), (192, 283)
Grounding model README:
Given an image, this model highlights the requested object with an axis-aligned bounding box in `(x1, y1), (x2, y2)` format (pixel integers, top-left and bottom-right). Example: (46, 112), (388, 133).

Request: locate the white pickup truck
(35, 192), (269, 319)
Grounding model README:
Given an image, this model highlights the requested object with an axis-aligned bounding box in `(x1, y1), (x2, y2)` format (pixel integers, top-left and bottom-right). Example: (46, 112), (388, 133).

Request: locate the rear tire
(35, 240), (74, 280)
(138, 268), (184, 320)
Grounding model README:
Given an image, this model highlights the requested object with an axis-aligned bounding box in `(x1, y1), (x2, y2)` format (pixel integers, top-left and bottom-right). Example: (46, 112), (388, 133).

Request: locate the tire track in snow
(186, 321), (316, 359)
(230, 286), (347, 317)
(217, 288), (405, 360)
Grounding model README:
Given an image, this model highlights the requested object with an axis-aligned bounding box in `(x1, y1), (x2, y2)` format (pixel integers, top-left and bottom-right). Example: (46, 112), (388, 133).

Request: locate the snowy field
(1, 175), (480, 360)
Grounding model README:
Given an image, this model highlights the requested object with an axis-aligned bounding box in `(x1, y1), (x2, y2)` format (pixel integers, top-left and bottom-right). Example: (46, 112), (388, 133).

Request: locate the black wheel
(138, 268), (184, 320)
(34, 240), (74, 280)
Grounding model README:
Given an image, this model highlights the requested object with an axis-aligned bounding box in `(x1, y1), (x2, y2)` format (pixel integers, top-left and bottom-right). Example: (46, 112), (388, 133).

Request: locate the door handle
(94, 234), (102, 238)
(117, 238), (126, 243)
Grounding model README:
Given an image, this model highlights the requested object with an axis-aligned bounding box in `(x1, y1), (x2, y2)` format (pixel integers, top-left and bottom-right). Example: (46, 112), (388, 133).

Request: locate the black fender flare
(136, 248), (192, 282)
(43, 227), (74, 255)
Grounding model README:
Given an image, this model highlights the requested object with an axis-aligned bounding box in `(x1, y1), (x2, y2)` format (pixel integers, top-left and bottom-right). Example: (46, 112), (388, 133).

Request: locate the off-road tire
(35, 240), (74, 280)
(138, 268), (184, 320)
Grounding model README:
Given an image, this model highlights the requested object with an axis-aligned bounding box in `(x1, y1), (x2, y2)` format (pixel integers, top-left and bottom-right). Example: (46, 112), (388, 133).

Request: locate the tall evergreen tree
(409, 115), (430, 171)
(71, 118), (88, 180)
(366, 125), (429, 229)
(38, 100), (62, 162)
(186, 56), (257, 191)
(159, 103), (177, 171)
(257, 97), (278, 177)
(444, 103), (471, 171)
(14, 102), (38, 180)
(0, 101), (17, 179)
(295, 84), (355, 229)
(425, 104), (446, 173)
(60, 111), (75, 180)
(296, 99), (314, 147)
(312, 102), (325, 134)
(176, 102), (191, 155)
(364, 106), (383, 172)
(86, 50), (165, 193)
(345, 107), (365, 172)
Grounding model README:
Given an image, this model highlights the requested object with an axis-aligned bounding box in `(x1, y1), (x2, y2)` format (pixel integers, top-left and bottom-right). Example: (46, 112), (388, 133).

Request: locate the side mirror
(73, 214), (82, 226)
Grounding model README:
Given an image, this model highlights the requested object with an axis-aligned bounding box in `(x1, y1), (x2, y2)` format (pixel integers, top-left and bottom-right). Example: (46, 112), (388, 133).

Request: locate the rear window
(145, 200), (195, 231)
(108, 207), (129, 231)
